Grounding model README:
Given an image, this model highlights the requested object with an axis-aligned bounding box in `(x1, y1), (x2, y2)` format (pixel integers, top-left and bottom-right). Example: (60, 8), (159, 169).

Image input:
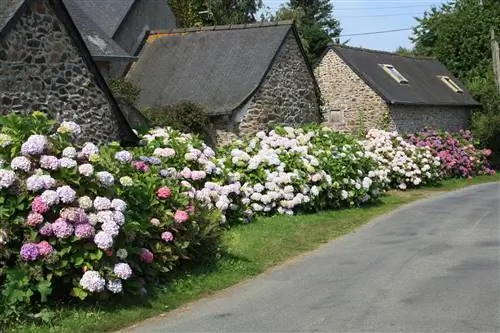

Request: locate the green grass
(11, 174), (499, 333)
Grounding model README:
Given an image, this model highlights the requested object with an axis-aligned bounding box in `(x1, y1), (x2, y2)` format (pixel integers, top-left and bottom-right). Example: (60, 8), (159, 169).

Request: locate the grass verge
(12, 174), (499, 333)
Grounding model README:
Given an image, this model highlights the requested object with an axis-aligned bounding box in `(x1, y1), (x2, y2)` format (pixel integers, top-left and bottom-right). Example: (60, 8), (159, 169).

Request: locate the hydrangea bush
(0, 113), (221, 323)
(406, 128), (495, 178)
(362, 129), (442, 190)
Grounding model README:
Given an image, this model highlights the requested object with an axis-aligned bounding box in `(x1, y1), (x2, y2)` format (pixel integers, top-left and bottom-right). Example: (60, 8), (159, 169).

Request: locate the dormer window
(438, 76), (463, 93)
(379, 64), (409, 84)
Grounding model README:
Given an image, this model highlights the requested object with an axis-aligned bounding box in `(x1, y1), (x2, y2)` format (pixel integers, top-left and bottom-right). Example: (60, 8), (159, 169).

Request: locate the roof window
(379, 64), (409, 84)
(438, 76), (463, 93)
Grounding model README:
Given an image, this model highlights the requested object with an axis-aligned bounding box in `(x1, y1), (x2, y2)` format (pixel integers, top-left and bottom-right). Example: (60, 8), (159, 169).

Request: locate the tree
(411, 0), (500, 164)
(169, 0), (263, 27)
(269, 0), (341, 63)
(394, 46), (415, 56)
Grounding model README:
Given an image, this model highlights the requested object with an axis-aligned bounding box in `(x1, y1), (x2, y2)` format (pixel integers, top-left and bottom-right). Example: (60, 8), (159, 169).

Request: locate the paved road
(123, 183), (500, 333)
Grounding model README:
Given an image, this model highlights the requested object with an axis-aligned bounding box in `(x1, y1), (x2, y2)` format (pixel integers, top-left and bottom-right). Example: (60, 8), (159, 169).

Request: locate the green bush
(141, 102), (213, 143)
(109, 78), (141, 104)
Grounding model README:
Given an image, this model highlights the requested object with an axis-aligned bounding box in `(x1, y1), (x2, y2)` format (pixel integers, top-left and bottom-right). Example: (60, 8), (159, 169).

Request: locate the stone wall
(390, 105), (470, 133)
(314, 49), (389, 134)
(0, 0), (123, 144)
(237, 31), (321, 137)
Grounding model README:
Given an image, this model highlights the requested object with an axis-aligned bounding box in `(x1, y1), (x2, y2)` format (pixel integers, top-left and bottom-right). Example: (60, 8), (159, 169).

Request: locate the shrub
(108, 78), (141, 104)
(362, 129), (442, 190)
(0, 113), (222, 324)
(141, 103), (213, 144)
(406, 128), (495, 178)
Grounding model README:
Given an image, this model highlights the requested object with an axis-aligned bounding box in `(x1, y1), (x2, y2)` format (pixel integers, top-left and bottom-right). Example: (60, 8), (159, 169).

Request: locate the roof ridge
(150, 20), (294, 35)
(328, 43), (437, 60)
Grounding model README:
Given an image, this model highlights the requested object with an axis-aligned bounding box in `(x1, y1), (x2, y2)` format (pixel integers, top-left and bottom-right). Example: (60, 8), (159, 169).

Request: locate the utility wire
(341, 12), (422, 18)
(263, 2), (439, 11)
(338, 27), (413, 37)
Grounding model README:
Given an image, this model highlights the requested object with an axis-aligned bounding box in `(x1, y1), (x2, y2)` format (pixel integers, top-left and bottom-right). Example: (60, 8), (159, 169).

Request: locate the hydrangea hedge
(0, 113), (495, 325)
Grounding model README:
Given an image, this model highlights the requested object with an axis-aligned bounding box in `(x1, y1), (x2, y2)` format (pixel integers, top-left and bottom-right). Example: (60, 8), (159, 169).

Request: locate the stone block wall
(314, 49), (389, 134)
(237, 31), (321, 137)
(0, 0), (123, 144)
(390, 105), (470, 133)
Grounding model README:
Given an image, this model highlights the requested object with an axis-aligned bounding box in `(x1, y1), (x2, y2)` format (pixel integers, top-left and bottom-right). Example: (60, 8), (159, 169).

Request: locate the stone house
(64, 0), (177, 79)
(315, 44), (480, 134)
(0, 0), (137, 144)
(126, 21), (322, 144)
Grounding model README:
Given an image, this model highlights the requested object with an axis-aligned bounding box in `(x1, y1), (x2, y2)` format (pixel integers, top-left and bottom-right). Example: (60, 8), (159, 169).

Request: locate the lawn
(12, 174), (499, 333)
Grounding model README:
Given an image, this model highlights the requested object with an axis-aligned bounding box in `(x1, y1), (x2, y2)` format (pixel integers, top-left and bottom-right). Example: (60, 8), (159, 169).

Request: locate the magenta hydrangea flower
(139, 248), (154, 263)
(27, 213), (44, 227)
(37, 241), (53, 256)
(38, 223), (53, 236)
(31, 196), (50, 214)
(174, 210), (189, 223)
(20, 243), (39, 261)
(21, 135), (48, 156)
(52, 218), (74, 238)
(161, 231), (174, 242)
(113, 263), (132, 280)
(131, 161), (149, 172)
(74, 223), (95, 239)
(40, 155), (60, 171)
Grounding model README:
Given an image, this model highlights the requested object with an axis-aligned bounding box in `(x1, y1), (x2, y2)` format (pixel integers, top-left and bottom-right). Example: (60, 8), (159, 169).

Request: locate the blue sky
(261, 1), (446, 51)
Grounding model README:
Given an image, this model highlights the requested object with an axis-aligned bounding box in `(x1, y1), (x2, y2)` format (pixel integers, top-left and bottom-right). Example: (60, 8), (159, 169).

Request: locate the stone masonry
(236, 31), (321, 137)
(315, 49), (471, 135)
(0, 0), (124, 144)
(314, 50), (388, 134)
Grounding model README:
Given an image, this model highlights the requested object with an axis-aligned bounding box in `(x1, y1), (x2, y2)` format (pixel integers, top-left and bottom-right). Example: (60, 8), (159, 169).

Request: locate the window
(438, 76), (463, 93)
(379, 64), (409, 84)
(326, 108), (344, 123)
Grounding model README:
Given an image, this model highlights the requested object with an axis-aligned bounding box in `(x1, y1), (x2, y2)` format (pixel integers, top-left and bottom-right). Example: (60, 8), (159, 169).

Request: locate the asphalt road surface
(123, 183), (500, 333)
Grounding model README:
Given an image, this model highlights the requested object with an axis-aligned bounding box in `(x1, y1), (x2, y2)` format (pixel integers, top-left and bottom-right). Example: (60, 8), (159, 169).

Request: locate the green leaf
(37, 279), (53, 303)
(72, 287), (88, 300)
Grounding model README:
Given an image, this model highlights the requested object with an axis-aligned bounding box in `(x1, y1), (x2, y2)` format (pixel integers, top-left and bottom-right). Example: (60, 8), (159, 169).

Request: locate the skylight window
(379, 64), (409, 84)
(438, 76), (463, 93)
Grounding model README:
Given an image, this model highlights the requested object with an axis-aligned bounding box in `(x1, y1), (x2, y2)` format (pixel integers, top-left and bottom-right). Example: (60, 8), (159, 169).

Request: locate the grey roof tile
(329, 44), (479, 106)
(71, 0), (134, 36)
(127, 23), (293, 115)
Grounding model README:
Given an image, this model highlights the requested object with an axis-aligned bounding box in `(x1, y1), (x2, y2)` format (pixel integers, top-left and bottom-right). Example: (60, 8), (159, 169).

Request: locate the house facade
(127, 21), (321, 145)
(315, 45), (480, 134)
(64, 0), (177, 79)
(0, 0), (136, 144)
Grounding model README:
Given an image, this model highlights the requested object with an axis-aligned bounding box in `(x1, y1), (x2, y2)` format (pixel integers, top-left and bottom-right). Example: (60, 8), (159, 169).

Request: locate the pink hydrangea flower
(132, 161), (149, 172)
(139, 248), (154, 264)
(174, 210), (189, 223)
(52, 218), (74, 238)
(38, 223), (53, 236)
(37, 241), (53, 256)
(27, 213), (44, 227)
(74, 224), (95, 239)
(161, 231), (174, 242)
(156, 186), (172, 199)
(31, 196), (49, 214)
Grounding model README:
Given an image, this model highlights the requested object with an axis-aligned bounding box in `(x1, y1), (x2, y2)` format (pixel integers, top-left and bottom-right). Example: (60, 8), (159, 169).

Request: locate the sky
(261, 0), (447, 51)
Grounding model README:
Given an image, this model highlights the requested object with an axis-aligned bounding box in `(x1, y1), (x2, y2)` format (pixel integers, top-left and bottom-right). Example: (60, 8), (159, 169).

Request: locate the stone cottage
(0, 0), (137, 144)
(126, 21), (322, 144)
(315, 44), (480, 134)
(64, 0), (177, 79)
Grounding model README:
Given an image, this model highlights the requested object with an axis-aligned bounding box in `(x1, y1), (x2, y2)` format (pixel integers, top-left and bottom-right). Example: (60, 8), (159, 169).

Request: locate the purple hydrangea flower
(94, 231), (113, 250)
(41, 190), (59, 206)
(80, 143), (99, 158)
(113, 263), (132, 280)
(40, 155), (60, 171)
(57, 121), (81, 135)
(96, 171), (114, 186)
(112, 211), (125, 226)
(52, 218), (74, 238)
(56, 186), (76, 203)
(101, 221), (119, 237)
(114, 151), (133, 164)
(161, 231), (174, 242)
(111, 199), (126, 212)
(0, 169), (16, 189)
(93, 197), (111, 211)
(106, 279), (122, 294)
(79, 270), (105, 293)
(11, 156), (31, 172)
(74, 223), (95, 239)
(21, 135), (48, 156)
(20, 243), (39, 261)
(38, 223), (54, 236)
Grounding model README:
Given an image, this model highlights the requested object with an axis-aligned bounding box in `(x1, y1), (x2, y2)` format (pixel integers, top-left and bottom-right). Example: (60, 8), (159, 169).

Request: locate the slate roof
(0, 0), (137, 143)
(64, 0), (135, 61)
(127, 21), (299, 115)
(328, 44), (479, 107)
(72, 0), (135, 37)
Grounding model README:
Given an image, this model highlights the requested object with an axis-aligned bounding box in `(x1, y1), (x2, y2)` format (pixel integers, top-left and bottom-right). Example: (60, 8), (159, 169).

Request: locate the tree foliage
(169, 0), (263, 27)
(411, 0), (500, 164)
(266, 0), (341, 63)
